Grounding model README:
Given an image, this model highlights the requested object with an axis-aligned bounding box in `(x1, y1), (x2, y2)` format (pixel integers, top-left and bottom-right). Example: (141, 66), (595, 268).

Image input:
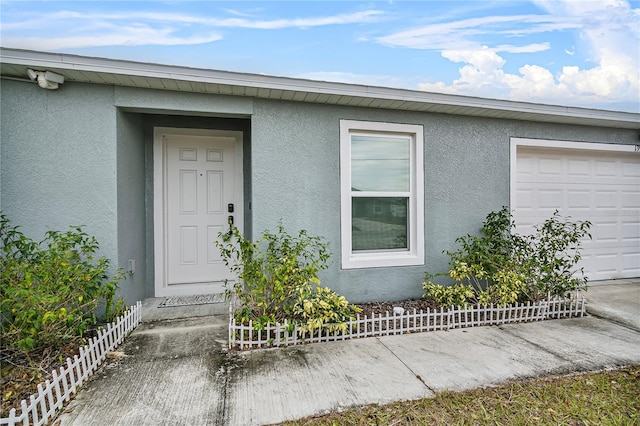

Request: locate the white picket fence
(1, 301), (143, 426)
(229, 295), (585, 350)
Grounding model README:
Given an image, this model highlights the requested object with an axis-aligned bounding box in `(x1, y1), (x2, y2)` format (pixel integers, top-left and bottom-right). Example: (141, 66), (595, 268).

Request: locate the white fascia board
(2, 47), (639, 128)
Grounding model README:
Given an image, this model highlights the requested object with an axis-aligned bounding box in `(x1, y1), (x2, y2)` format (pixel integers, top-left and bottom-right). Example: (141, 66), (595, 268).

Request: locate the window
(340, 120), (424, 269)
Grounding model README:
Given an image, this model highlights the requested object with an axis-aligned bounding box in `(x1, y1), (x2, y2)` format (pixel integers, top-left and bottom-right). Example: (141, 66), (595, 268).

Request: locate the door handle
(227, 215), (234, 236)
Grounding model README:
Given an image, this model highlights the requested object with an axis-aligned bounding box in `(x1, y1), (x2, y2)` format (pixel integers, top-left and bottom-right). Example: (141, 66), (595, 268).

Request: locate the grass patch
(280, 366), (639, 425)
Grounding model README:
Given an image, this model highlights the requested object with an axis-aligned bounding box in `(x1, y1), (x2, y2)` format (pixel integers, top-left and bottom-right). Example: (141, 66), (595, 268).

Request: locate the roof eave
(1, 47), (639, 129)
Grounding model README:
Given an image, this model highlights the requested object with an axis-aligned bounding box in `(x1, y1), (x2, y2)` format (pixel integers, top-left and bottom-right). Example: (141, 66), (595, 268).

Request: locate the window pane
(351, 135), (410, 192)
(352, 197), (408, 251)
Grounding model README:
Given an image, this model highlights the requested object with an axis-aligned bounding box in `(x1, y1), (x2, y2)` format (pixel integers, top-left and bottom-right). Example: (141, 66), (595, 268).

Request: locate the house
(1, 47), (638, 305)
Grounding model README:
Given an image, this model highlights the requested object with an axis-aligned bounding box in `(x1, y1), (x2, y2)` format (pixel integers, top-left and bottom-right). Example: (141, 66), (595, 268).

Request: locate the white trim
(340, 120), (424, 269)
(509, 137), (637, 213)
(2, 48), (638, 129)
(153, 127), (243, 297)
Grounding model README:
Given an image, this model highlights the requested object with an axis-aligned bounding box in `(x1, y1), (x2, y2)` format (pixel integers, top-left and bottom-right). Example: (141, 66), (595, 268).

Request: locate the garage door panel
(587, 251), (620, 279)
(595, 160), (617, 178)
(516, 188), (535, 209)
(539, 157), (563, 176)
(623, 253), (640, 276)
(517, 157), (534, 175)
(622, 220), (640, 241)
(567, 190), (591, 209)
(623, 161), (640, 177)
(593, 222), (618, 242)
(621, 191), (640, 208)
(539, 190), (563, 208)
(594, 190), (617, 209)
(568, 159), (590, 176)
(595, 253), (619, 271)
(515, 144), (640, 281)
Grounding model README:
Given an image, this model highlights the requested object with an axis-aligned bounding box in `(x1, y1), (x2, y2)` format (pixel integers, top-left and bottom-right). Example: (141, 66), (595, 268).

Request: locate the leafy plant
(216, 223), (360, 332)
(514, 212), (592, 300)
(0, 213), (129, 353)
(422, 278), (474, 307)
(476, 269), (526, 306)
(294, 286), (356, 334)
(423, 208), (591, 307)
(448, 208), (517, 280)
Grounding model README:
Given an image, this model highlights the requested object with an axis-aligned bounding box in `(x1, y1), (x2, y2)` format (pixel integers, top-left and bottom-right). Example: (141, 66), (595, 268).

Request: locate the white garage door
(512, 141), (640, 282)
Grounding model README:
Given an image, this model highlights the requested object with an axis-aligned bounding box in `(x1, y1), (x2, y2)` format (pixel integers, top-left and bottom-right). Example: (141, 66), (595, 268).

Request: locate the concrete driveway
(56, 280), (640, 426)
(581, 279), (640, 331)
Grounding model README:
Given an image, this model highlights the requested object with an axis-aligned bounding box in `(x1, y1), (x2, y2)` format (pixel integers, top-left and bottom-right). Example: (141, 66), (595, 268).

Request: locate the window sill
(342, 251), (424, 269)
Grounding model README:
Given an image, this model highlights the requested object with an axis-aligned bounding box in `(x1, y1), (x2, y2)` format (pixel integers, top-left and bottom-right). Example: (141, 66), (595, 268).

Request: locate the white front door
(154, 128), (243, 297)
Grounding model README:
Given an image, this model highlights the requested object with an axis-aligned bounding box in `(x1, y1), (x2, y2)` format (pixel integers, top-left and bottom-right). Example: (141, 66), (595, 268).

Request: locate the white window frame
(340, 120), (424, 269)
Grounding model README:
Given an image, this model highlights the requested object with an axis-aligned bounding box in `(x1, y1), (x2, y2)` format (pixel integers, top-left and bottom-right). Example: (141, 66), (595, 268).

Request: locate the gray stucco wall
(251, 98), (638, 303)
(2, 77), (637, 305)
(0, 79), (119, 267)
(0, 79), (255, 305)
(116, 110), (146, 303)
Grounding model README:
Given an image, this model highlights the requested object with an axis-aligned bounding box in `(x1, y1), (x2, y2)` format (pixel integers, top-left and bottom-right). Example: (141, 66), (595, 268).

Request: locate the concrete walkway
(56, 281), (640, 426)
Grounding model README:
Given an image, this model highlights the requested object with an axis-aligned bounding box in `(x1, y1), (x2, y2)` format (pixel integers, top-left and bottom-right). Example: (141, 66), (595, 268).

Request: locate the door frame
(153, 127), (244, 297)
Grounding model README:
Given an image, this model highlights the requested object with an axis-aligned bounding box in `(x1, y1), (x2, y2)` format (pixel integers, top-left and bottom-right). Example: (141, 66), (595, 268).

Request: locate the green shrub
(476, 269), (526, 306)
(423, 208), (591, 307)
(514, 212), (592, 300)
(422, 279), (474, 307)
(0, 214), (128, 353)
(294, 286), (356, 334)
(216, 223), (360, 331)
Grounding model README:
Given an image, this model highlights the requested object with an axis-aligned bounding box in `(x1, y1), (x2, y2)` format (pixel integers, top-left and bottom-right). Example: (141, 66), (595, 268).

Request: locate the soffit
(1, 48), (639, 129)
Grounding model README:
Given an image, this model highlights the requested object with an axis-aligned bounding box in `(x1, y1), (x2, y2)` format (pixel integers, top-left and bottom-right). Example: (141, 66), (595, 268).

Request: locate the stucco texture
(3, 78), (638, 305)
(251, 98), (638, 303)
(1, 79), (119, 263)
(116, 110), (146, 303)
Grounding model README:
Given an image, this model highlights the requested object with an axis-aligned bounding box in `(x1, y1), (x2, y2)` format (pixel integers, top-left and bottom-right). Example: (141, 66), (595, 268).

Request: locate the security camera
(26, 69), (65, 90)
(27, 68), (38, 81)
(43, 71), (64, 84)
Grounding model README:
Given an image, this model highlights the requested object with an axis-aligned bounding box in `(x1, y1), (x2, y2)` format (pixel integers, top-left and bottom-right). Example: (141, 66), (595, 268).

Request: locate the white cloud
(2, 8), (384, 50)
(443, 48), (506, 73)
(102, 9), (384, 29)
(10, 9), (384, 31)
(377, 14), (575, 52)
(494, 43), (550, 54)
(2, 26), (222, 50)
(412, 0), (639, 111)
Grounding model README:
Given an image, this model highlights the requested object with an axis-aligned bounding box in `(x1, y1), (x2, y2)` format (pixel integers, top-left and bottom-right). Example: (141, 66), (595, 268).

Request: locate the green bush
(422, 279), (474, 307)
(423, 208), (591, 307)
(514, 211), (592, 300)
(294, 286), (356, 334)
(0, 214), (128, 353)
(216, 223), (360, 331)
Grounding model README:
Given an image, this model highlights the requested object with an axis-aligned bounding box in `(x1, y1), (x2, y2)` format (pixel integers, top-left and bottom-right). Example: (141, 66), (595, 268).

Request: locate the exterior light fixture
(26, 68), (64, 90)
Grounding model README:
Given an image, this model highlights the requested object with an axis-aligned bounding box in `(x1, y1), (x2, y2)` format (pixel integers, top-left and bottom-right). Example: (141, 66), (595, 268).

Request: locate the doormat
(158, 293), (226, 308)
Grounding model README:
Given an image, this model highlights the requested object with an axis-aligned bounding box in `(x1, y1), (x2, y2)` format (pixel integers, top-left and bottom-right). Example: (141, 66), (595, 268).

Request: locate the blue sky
(1, 0), (639, 112)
